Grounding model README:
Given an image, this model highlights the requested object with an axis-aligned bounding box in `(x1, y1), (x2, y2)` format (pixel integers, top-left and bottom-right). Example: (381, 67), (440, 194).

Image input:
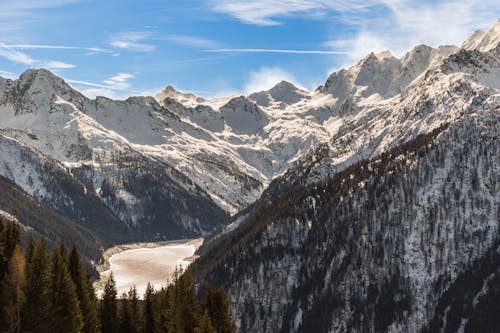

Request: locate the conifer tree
(157, 286), (172, 333)
(22, 239), (52, 333)
(128, 286), (141, 333)
(167, 267), (198, 333)
(24, 234), (35, 266)
(0, 245), (26, 333)
(49, 247), (84, 333)
(68, 245), (100, 333)
(119, 292), (133, 333)
(0, 220), (20, 279)
(101, 273), (118, 333)
(202, 286), (236, 333)
(144, 282), (157, 333)
(196, 310), (217, 333)
(0, 218), (22, 331)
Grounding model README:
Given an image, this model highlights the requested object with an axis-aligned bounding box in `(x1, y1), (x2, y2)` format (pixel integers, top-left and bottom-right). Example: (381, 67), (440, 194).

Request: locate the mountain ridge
(190, 20), (500, 332)
(0, 20), (499, 274)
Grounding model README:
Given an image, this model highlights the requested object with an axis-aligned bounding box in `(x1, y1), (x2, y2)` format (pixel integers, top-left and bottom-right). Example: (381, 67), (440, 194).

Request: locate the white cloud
(66, 72), (136, 98)
(0, 0), (83, 35)
(210, 0), (375, 25)
(0, 70), (16, 79)
(244, 66), (303, 93)
(110, 32), (156, 52)
(0, 44), (35, 64)
(105, 73), (135, 83)
(76, 88), (124, 100)
(210, 0), (500, 67)
(102, 72), (135, 90)
(323, 0), (500, 63)
(206, 48), (351, 54)
(44, 60), (76, 69)
(324, 31), (389, 61)
(67, 78), (139, 99)
(163, 35), (221, 49)
(3, 44), (111, 54)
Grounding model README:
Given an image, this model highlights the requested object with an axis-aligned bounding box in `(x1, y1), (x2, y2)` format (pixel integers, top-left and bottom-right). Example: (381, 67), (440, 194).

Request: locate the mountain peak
(18, 68), (72, 94)
(375, 50), (394, 60)
(270, 80), (298, 91)
(155, 85), (205, 106)
(463, 19), (500, 52)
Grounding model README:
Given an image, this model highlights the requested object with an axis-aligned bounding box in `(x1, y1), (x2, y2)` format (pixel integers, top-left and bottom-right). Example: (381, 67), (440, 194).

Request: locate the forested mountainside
(194, 111), (500, 332)
(0, 176), (101, 261)
(192, 21), (500, 332)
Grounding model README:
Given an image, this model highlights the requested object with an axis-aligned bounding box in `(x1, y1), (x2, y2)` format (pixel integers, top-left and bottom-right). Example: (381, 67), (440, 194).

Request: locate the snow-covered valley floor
(96, 238), (203, 297)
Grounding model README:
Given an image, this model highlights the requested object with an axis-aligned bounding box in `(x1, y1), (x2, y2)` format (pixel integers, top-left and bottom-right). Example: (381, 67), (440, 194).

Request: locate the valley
(0, 16), (499, 333)
(96, 238), (202, 297)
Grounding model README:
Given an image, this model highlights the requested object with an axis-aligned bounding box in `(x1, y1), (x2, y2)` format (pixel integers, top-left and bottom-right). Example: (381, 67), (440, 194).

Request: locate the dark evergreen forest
(0, 215), (235, 333)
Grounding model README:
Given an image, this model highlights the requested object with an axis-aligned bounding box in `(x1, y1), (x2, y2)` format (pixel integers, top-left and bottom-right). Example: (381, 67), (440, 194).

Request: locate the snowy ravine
(191, 20), (500, 333)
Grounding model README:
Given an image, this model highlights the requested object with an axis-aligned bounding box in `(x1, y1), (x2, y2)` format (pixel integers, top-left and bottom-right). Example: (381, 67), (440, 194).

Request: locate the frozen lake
(97, 238), (203, 297)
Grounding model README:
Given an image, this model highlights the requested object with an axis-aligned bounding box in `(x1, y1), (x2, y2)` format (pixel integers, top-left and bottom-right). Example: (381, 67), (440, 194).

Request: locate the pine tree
(101, 273), (118, 333)
(0, 218), (22, 331)
(68, 245), (100, 333)
(22, 239), (52, 333)
(119, 292), (133, 333)
(128, 286), (141, 333)
(202, 286), (236, 333)
(48, 247), (84, 333)
(196, 310), (217, 333)
(24, 235), (35, 266)
(166, 268), (198, 333)
(144, 282), (157, 333)
(0, 219), (20, 279)
(0, 245), (26, 333)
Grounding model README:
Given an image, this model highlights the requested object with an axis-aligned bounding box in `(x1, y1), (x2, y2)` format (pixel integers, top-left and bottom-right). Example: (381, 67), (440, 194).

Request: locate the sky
(0, 0), (499, 99)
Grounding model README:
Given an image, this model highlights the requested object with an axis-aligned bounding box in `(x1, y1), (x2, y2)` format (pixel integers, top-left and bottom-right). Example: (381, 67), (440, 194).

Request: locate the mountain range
(1, 18), (500, 332)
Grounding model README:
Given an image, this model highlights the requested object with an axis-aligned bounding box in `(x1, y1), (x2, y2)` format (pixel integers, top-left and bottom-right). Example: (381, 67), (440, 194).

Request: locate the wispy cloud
(67, 75), (140, 99)
(244, 66), (303, 93)
(162, 35), (221, 49)
(322, 0), (500, 63)
(0, 44), (78, 69)
(1, 0), (82, 12)
(109, 32), (156, 52)
(103, 73), (135, 90)
(44, 60), (76, 69)
(0, 0), (83, 34)
(0, 44), (35, 64)
(210, 0), (500, 66)
(2, 44), (111, 54)
(206, 48), (351, 55)
(0, 70), (16, 79)
(209, 0), (375, 26)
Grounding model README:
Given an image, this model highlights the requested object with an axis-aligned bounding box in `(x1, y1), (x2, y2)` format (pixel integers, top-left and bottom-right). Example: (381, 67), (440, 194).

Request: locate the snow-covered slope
(192, 20), (500, 333)
(0, 70), (229, 242)
(1, 20), (499, 252)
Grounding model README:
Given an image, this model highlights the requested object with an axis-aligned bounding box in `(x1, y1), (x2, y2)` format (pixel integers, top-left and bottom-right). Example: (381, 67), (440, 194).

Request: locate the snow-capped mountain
(192, 20), (500, 332)
(0, 70), (229, 244)
(1, 15), (499, 331)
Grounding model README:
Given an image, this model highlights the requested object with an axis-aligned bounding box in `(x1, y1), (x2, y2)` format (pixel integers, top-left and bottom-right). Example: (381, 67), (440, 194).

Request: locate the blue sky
(1, 0), (499, 99)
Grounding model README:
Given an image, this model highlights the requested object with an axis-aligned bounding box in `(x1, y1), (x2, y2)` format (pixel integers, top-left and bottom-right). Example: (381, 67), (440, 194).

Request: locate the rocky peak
(2, 69), (85, 115)
(155, 85), (205, 106)
(220, 96), (269, 134)
(17, 68), (74, 97)
(463, 19), (500, 52)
